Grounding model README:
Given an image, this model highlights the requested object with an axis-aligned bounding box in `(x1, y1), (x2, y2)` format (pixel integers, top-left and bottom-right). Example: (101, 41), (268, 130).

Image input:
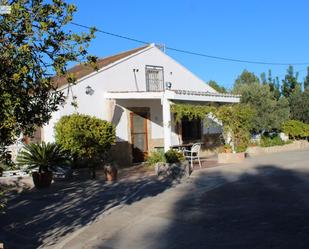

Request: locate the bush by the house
(164, 149), (185, 163)
(260, 135), (288, 147)
(146, 151), (166, 166)
(282, 120), (309, 140)
(147, 149), (185, 166)
(54, 114), (116, 178)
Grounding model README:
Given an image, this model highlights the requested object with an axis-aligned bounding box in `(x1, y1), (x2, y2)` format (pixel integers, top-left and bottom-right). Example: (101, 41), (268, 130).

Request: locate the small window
(181, 117), (202, 142)
(145, 65), (164, 91)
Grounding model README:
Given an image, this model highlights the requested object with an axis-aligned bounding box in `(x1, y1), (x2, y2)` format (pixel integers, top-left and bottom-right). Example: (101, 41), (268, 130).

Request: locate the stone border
(246, 140), (309, 157)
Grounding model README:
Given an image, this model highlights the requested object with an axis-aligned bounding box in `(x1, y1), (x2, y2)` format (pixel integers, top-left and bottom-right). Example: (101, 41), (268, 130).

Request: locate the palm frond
(16, 142), (70, 172)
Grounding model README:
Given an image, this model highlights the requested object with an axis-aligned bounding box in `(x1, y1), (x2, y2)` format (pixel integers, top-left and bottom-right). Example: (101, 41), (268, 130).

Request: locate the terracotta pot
(104, 165), (118, 181)
(32, 171), (53, 188)
(224, 148), (232, 153)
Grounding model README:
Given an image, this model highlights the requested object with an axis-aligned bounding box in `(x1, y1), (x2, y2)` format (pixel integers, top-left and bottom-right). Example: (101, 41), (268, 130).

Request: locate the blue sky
(68, 0), (309, 90)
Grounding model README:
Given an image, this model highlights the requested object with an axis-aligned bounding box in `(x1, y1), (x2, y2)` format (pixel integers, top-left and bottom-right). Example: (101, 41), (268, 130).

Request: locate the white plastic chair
(183, 143), (202, 169)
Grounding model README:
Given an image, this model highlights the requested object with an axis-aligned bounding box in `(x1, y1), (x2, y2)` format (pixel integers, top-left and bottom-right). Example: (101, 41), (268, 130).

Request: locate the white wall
(43, 45), (216, 142)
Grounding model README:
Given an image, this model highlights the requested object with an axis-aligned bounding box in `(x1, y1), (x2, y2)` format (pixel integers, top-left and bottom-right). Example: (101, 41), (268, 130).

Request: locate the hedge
(282, 120), (309, 139)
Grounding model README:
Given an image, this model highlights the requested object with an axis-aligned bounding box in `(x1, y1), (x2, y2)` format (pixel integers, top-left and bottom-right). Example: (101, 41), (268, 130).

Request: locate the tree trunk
(91, 165), (96, 179)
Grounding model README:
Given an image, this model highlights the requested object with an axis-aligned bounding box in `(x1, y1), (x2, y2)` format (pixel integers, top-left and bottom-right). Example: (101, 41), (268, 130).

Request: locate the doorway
(130, 111), (149, 163)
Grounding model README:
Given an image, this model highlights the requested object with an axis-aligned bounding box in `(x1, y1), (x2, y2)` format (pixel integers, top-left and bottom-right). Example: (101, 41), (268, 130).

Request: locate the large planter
(104, 164), (118, 181)
(154, 161), (191, 179)
(218, 152), (245, 164)
(32, 171), (53, 188)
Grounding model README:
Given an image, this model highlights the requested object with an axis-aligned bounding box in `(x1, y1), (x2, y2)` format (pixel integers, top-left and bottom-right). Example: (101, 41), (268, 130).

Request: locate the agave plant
(16, 142), (70, 173)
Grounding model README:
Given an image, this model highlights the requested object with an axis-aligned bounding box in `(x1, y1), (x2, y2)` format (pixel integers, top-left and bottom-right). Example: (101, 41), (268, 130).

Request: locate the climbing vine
(171, 103), (256, 152)
(171, 104), (216, 122)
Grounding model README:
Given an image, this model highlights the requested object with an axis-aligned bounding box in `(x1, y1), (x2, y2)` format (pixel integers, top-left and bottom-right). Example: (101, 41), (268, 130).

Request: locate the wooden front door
(130, 111), (149, 163)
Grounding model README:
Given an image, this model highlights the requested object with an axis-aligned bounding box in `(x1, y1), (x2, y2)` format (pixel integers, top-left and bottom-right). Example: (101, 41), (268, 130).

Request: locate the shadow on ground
(0, 172), (175, 249)
(100, 164), (309, 249)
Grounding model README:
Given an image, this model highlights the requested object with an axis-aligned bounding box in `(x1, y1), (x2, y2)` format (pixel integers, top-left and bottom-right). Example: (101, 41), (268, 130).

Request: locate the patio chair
(183, 143), (202, 169)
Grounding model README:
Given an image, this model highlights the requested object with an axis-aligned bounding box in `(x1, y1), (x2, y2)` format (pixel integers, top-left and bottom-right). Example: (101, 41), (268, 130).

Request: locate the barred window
(145, 65), (164, 91)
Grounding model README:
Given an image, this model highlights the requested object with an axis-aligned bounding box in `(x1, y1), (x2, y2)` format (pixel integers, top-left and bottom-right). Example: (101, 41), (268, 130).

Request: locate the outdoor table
(171, 142), (202, 152)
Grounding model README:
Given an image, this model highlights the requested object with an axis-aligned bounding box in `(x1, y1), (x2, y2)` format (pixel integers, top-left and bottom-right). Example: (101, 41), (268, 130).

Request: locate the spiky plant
(16, 142), (70, 173)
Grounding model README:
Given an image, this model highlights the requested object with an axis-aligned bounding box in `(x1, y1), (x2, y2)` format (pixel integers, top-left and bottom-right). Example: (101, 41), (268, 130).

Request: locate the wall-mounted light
(85, 85), (94, 95)
(165, 82), (172, 90)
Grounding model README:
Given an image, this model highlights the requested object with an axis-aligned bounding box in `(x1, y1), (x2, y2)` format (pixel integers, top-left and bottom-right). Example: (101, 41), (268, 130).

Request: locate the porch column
(162, 95), (172, 152)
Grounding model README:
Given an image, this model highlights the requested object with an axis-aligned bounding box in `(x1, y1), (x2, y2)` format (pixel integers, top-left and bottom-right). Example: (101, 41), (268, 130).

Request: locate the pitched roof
(53, 45), (150, 88)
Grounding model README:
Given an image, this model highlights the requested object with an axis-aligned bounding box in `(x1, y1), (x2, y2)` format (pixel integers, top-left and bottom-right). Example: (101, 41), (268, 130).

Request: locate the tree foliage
(281, 65), (301, 98)
(260, 70), (281, 100)
(304, 67), (309, 90)
(234, 82), (290, 132)
(208, 80), (227, 93)
(233, 70), (260, 92)
(282, 120), (309, 139)
(289, 88), (309, 124)
(0, 0), (96, 162)
(215, 104), (255, 152)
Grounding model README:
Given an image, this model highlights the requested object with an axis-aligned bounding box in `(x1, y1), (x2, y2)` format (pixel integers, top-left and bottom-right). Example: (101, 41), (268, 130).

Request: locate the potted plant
(223, 144), (232, 153)
(16, 142), (70, 188)
(103, 163), (118, 181)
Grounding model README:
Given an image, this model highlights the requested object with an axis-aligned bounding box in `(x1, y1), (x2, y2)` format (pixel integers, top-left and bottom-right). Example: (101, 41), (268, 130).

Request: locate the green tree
(236, 83), (290, 132)
(208, 80), (227, 93)
(233, 70), (260, 92)
(304, 67), (309, 90)
(289, 88), (309, 124)
(261, 70), (280, 100)
(281, 65), (301, 98)
(0, 0), (96, 163)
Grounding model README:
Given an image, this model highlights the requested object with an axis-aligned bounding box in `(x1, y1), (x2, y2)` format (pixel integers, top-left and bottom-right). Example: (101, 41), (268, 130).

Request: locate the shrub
(164, 149), (185, 163)
(260, 135), (287, 147)
(282, 120), (309, 140)
(54, 114), (116, 178)
(146, 149), (185, 166)
(55, 114), (115, 158)
(146, 151), (166, 166)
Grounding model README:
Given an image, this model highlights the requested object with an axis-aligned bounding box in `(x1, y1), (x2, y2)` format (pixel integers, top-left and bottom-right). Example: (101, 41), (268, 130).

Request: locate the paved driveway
(0, 169), (176, 249)
(55, 150), (309, 249)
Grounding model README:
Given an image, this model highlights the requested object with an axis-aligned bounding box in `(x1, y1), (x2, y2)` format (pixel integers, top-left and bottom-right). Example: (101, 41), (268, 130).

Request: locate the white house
(40, 43), (240, 165)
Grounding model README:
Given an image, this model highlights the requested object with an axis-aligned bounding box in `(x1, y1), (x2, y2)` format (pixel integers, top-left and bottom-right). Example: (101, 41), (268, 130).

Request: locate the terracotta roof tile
(53, 45), (149, 88)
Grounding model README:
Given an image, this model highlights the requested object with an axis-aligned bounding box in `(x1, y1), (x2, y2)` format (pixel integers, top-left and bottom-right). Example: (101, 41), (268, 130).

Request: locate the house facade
(42, 44), (240, 165)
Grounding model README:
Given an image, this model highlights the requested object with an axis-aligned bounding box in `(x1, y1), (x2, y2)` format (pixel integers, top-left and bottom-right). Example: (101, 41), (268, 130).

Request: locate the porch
(105, 90), (240, 164)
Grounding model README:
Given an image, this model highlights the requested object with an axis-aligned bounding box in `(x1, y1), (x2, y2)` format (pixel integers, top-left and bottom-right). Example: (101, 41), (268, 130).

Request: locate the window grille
(145, 65), (164, 91)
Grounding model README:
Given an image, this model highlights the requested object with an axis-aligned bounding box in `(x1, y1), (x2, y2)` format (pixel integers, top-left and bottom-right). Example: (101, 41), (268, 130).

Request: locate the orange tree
(0, 0), (97, 164)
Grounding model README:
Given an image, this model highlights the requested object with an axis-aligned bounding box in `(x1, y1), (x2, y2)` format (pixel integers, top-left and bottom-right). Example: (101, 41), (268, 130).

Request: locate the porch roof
(104, 90), (240, 103)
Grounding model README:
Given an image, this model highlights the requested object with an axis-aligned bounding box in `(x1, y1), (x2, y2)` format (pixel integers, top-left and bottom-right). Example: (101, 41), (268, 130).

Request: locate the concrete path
(52, 150), (309, 249)
(0, 169), (177, 249)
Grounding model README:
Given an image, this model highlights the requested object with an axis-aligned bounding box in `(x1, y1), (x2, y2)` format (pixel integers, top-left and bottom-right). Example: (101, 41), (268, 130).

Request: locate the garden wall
(246, 140), (309, 156)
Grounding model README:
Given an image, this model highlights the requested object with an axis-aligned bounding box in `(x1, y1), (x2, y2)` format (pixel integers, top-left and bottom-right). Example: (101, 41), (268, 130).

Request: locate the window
(145, 65), (164, 91)
(181, 117), (202, 142)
